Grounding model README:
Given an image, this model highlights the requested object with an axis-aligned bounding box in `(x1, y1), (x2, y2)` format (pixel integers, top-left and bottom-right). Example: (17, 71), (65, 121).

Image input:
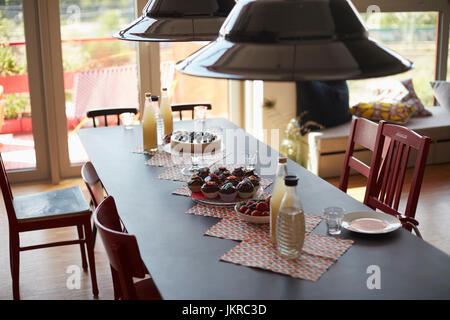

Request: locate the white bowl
(234, 202), (270, 224)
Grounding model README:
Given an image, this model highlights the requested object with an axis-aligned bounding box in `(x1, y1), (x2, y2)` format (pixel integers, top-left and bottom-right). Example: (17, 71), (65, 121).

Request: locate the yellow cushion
(350, 102), (416, 125)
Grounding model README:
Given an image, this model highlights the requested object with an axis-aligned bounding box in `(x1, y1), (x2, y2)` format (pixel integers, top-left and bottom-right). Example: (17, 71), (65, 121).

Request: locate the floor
(0, 131), (88, 171)
(0, 163), (449, 300)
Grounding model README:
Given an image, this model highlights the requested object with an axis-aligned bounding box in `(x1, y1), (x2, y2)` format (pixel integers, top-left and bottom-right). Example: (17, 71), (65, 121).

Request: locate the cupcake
(213, 166), (228, 176)
(247, 175), (261, 192)
(204, 173), (220, 184)
(232, 167), (245, 179)
(237, 178), (255, 199)
(225, 175), (240, 187)
(243, 169), (256, 177)
(219, 170), (231, 182)
(197, 167), (210, 179)
(187, 174), (203, 193)
(201, 181), (220, 199)
(219, 182), (237, 202)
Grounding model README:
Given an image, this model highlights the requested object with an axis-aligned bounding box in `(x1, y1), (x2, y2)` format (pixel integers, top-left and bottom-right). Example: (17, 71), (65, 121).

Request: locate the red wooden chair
(0, 153), (98, 300)
(94, 196), (161, 300)
(81, 161), (107, 244)
(364, 121), (431, 238)
(339, 118), (380, 193)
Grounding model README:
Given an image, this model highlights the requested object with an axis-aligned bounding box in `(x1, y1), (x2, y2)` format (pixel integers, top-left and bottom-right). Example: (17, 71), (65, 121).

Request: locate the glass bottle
(142, 93), (158, 152)
(270, 157), (288, 243)
(276, 176), (305, 260)
(151, 95), (164, 146)
(160, 88), (173, 135)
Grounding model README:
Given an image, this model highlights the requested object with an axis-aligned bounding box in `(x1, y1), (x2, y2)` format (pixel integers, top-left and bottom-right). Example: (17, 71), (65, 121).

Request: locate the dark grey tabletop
(78, 118), (450, 300)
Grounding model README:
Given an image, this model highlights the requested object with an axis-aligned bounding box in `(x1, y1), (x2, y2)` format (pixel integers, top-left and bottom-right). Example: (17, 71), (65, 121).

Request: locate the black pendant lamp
(114, 0), (236, 42)
(176, 0), (413, 81)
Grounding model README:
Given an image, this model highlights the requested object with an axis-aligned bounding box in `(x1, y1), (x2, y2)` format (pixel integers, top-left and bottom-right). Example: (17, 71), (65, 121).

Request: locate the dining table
(78, 118), (450, 300)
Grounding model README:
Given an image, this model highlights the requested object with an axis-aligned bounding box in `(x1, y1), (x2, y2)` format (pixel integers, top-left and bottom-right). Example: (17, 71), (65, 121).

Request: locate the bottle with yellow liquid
(160, 88), (173, 135)
(142, 92), (158, 152)
(270, 157), (288, 243)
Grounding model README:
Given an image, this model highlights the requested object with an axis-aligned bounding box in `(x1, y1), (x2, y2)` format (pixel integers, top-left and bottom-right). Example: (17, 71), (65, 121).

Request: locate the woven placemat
(145, 151), (177, 167)
(220, 235), (353, 282)
(186, 204), (235, 219)
(204, 213), (322, 242)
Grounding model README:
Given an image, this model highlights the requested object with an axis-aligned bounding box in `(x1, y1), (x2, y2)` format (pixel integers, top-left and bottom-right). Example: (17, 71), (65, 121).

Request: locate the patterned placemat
(145, 151), (177, 167)
(204, 213), (322, 242)
(186, 204), (235, 219)
(220, 235), (353, 282)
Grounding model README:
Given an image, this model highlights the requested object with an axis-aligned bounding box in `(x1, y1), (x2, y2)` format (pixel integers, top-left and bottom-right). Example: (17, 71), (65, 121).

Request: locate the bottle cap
(278, 157), (287, 164)
(151, 96), (159, 102)
(145, 92), (152, 98)
(284, 175), (298, 186)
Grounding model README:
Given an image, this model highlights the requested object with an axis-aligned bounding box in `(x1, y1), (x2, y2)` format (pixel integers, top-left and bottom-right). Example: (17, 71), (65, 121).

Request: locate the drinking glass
(323, 207), (345, 235)
(245, 152), (258, 170)
(194, 105), (207, 132)
(181, 106), (209, 175)
(121, 112), (135, 130)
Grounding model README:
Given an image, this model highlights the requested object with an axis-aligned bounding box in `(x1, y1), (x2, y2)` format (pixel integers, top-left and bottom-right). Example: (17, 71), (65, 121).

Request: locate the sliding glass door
(0, 0), (51, 183)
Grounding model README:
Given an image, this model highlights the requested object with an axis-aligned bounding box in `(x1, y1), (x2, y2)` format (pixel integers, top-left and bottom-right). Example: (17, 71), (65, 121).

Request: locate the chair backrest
(364, 121), (431, 226)
(86, 108), (138, 128)
(339, 118), (379, 192)
(81, 161), (105, 208)
(94, 196), (147, 300)
(171, 103), (212, 121)
(0, 153), (17, 228)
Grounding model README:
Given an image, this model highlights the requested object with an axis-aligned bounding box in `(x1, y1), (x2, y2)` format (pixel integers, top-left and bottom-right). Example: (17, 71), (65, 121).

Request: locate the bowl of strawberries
(234, 197), (271, 224)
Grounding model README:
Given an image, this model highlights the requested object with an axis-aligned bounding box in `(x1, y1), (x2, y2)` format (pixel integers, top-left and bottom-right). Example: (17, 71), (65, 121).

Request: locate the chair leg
(110, 267), (122, 300)
(84, 221), (99, 297)
(9, 232), (20, 300)
(77, 225), (88, 271)
(92, 223), (97, 247)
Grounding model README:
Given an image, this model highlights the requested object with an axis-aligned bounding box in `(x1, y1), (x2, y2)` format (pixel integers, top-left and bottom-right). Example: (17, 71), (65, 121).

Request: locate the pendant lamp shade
(176, 0), (413, 81)
(114, 0), (236, 42)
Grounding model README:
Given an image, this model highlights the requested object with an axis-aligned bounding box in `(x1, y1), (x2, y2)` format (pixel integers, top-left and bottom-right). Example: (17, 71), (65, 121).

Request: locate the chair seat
(134, 278), (162, 300)
(13, 186), (90, 223)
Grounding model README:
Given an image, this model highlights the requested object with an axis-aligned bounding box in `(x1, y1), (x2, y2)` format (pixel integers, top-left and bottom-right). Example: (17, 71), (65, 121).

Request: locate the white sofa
(299, 106), (450, 178)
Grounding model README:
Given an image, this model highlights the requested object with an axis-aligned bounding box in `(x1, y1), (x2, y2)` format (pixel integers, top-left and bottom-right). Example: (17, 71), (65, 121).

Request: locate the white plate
(341, 211), (402, 234)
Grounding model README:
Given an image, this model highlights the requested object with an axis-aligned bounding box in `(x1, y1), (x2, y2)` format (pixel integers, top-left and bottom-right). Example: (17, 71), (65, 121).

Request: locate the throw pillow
(350, 102), (417, 125)
(371, 79), (409, 103)
(400, 79), (432, 117)
(430, 81), (450, 112)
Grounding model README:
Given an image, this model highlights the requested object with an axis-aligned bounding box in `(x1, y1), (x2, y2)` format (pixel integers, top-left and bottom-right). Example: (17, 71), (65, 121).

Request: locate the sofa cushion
(349, 101), (416, 125)
(430, 81), (450, 112)
(401, 78), (432, 117)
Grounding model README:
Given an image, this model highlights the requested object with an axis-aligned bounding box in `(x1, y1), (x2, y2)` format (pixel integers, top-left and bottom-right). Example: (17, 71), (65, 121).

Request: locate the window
(160, 42), (229, 120)
(348, 12), (439, 107)
(59, 0), (138, 165)
(0, 1), (37, 170)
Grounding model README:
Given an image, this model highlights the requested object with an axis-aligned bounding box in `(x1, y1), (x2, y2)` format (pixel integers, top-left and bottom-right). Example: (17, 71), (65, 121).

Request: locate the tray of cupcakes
(187, 166), (263, 207)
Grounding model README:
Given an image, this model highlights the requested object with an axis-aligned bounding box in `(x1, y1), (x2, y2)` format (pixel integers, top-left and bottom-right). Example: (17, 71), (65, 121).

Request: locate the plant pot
(0, 119), (22, 134)
(20, 117), (32, 133)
